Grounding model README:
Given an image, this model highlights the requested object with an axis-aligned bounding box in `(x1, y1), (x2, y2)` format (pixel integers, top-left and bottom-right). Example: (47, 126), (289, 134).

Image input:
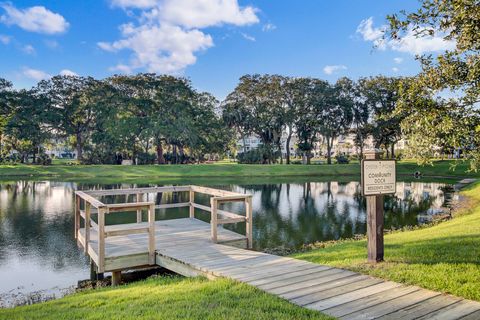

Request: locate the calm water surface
(0, 179), (454, 306)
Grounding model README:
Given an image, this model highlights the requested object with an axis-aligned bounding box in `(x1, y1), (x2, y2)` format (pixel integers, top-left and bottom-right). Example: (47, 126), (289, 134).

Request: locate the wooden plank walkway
(156, 236), (480, 320)
(75, 186), (480, 319)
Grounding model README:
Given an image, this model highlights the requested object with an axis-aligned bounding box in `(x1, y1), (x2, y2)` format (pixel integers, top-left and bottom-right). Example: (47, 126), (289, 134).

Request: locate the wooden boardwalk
(157, 240), (480, 320)
(75, 186), (480, 320)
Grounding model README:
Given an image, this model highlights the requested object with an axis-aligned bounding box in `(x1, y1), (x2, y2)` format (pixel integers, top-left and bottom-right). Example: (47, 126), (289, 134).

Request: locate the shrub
(35, 154), (52, 165)
(137, 152), (157, 165)
(237, 149), (263, 164)
(335, 154), (350, 164)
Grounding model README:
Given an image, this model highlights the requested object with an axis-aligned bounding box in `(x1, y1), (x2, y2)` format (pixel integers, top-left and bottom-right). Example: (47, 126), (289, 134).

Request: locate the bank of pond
(0, 177), (456, 307)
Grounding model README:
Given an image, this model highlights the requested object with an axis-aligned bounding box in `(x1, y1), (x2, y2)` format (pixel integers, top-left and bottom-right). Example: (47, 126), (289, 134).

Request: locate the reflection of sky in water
(0, 180), (452, 302)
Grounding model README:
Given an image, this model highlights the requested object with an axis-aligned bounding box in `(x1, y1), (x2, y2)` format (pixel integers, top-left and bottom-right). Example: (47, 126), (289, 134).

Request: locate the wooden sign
(361, 160), (396, 196)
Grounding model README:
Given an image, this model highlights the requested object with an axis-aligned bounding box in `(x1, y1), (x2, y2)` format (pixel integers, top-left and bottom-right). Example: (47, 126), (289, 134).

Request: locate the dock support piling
(111, 271), (122, 286)
(189, 189), (195, 219)
(136, 193), (142, 223)
(210, 198), (218, 243)
(245, 197), (253, 249)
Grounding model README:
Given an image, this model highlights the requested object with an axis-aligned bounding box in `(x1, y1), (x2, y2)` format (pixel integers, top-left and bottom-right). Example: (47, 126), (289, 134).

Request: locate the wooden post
(98, 207), (106, 273)
(210, 198), (218, 243)
(189, 189), (195, 219)
(75, 195), (80, 239)
(364, 150), (384, 263)
(148, 204), (156, 265)
(136, 193), (142, 223)
(111, 271), (122, 286)
(245, 196), (253, 249)
(84, 202), (91, 254)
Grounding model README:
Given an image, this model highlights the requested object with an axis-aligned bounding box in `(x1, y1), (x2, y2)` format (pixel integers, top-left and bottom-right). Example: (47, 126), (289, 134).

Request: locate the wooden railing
(75, 185), (253, 273)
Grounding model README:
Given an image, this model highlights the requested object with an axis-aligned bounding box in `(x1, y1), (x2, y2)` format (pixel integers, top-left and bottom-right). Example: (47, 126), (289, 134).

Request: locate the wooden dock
(75, 186), (480, 320)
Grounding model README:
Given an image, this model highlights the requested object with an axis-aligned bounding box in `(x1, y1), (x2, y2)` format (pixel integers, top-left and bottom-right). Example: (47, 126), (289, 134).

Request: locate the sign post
(361, 150), (396, 263)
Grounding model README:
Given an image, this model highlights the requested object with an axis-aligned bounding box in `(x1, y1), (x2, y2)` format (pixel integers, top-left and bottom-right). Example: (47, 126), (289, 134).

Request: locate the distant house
(236, 131), (407, 158)
(44, 138), (76, 159)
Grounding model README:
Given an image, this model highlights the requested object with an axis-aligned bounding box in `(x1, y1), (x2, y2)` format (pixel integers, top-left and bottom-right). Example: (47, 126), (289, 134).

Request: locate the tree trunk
(32, 148), (37, 164)
(286, 128), (293, 164)
(277, 142), (283, 164)
(76, 133), (83, 161)
(241, 133), (247, 154)
(306, 151), (312, 165)
(390, 143), (395, 159)
(173, 145), (178, 164)
(156, 141), (165, 164)
(326, 137), (333, 165)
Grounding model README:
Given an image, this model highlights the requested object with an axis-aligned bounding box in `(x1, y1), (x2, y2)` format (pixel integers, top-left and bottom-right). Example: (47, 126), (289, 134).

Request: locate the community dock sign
(361, 160), (396, 196)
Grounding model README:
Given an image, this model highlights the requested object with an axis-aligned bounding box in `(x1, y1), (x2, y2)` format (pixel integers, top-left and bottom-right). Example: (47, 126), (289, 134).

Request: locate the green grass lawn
(292, 181), (480, 302)
(0, 277), (332, 320)
(0, 160), (478, 182)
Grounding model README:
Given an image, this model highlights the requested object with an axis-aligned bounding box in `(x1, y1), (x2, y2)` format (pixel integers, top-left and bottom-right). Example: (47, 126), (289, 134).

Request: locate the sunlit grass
(0, 277), (332, 320)
(0, 160), (478, 182)
(292, 181), (480, 301)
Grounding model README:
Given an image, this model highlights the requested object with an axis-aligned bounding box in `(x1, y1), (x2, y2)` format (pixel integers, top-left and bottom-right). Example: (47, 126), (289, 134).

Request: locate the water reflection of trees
(230, 181), (445, 250)
(0, 180), (449, 262)
(0, 181), (86, 268)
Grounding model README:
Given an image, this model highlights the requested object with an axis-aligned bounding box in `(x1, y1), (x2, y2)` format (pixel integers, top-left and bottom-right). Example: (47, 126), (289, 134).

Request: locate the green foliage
(335, 154), (350, 164)
(222, 75), (287, 163)
(237, 145), (280, 164)
(357, 76), (404, 158)
(386, 0), (480, 170)
(0, 277), (331, 320)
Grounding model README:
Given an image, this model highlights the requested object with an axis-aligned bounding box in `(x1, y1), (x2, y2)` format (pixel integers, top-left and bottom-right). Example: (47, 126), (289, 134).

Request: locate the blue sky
(0, 0), (454, 99)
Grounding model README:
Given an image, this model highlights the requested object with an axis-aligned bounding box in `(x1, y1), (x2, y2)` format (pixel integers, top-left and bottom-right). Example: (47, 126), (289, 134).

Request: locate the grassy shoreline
(0, 277), (333, 320)
(292, 180), (480, 302)
(0, 160), (478, 181)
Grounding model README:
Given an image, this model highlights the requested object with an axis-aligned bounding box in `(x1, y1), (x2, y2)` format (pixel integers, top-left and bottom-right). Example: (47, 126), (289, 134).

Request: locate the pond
(0, 179), (454, 307)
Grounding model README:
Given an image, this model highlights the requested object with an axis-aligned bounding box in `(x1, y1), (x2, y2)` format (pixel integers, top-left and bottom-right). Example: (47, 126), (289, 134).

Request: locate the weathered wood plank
(247, 266), (335, 287)
(375, 294), (462, 320)
(323, 285), (420, 318)
(268, 269), (357, 295)
(414, 300), (480, 320)
(210, 198), (217, 243)
(191, 186), (239, 197)
(280, 274), (369, 301)
(155, 202), (190, 210)
(245, 197), (252, 248)
(459, 309), (480, 320)
(107, 202), (155, 213)
(75, 191), (106, 208)
(86, 186), (191, 196)
(301, 280), (399, 310)
(341, 289), (441, 320)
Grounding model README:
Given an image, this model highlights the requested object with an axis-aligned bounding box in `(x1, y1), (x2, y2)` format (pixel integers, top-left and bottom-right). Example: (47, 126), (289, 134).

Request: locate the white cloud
(323, 65), (347, 75)
(262, 23), (276, 32)
(59, 69), (78, 76)
(100, 0), (259, 74)
(22, 44), (36, 55)
(44, 39), (59, 49)
(393, 57), (403, 64)
(22, 67), (51, 81)
(241, 32), (255, 42)
(0, 3), (69, 34)
(356, 17), (386, 48)
(0, 34), (10, 44)
(111, 0), (158, 9)
(140, 0), (259, 29)
(100, 24), (213, 74)
(356, 17), (456, 55)
(389, 29), (456, 55)
(392, 67), (399, 73)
